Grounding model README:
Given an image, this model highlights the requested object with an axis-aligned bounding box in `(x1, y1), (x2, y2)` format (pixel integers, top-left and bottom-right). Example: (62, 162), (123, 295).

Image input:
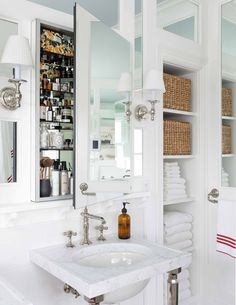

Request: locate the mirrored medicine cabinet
(221, 0), (236, 187)
(31, 0), (145, 207)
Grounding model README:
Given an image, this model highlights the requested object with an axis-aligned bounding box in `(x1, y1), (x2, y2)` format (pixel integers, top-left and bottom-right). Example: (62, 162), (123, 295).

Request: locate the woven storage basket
(164, 120), (191, 155)
(222, 88), (232, 116)
(163, 73), (191, 112)
(222, 125), (231, 154)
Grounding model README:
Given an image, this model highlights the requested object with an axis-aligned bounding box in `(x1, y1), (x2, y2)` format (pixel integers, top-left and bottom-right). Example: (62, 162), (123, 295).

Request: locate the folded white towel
(179, 298), (195, 305)
(179, 279), (191, 291)
(165, 231), (192, 245)
(216, 199), (236, 258)
(165, 189), (186, 195)
(179, 289), (192, 301)
(164, 173), (180, 179)
(164, 212), (193, 227)
(167, 240), (192, 250)
(164, 168), (180, 173)
(164, 177), (186, 184)
(165, 223), (192, 236)
(164, 194), (188, 201)
(164, 183), (186, 189)
(178, 269), (190, 281)
(164, 162), (179, 167)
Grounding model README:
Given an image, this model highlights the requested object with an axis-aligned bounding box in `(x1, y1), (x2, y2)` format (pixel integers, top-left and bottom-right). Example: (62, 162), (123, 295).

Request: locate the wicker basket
(163, 73), (191, 112)
(222, 88), (232, 116)
(222, 125), (231, 154)
(164, 120), (191, 155)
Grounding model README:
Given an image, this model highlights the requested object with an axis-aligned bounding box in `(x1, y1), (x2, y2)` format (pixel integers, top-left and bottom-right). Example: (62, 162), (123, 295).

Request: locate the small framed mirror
(0, 121), (17, 183)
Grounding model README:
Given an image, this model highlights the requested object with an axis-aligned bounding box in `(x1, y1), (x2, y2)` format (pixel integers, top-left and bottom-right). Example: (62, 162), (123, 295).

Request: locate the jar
(40, 123), (49, 148)
(52, 126), (64, 149)
(61, 106), (72, 123)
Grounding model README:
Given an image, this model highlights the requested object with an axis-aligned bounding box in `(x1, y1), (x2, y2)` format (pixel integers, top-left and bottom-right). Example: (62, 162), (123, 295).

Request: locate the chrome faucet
(80, 207), (108, 245)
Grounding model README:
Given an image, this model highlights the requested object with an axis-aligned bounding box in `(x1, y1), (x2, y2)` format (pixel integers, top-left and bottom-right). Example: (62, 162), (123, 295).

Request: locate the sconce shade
(117, 72), (131, 93)
(144, 69), (165, 93)
(0, 35), (33, 67)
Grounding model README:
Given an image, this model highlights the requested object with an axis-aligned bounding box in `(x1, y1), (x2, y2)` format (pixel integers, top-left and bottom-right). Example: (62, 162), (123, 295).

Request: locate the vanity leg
(84, 295), (104, 305)
(168, 268), (182, 305)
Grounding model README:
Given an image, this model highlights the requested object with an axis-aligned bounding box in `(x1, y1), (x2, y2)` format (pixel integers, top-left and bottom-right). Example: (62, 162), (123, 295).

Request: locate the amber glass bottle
(118, 202), (131, 239)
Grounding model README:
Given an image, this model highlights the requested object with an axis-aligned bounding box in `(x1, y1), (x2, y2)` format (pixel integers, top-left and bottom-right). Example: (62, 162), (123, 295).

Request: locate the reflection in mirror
(78, 0), (119, 29)
(157, 0), (199, 42)
(221, 1), (236, 187)
(0, 19), (18, 78)
(89, 21), (131, 181)
(135, 0), (143, 89)
(0, 121), (17, 183)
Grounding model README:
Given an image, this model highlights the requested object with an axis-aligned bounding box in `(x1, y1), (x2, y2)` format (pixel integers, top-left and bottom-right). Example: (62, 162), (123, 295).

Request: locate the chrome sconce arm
(135, 100), (158, 121)
(123, 101), (132, 122)
(0, 79), (27, 110)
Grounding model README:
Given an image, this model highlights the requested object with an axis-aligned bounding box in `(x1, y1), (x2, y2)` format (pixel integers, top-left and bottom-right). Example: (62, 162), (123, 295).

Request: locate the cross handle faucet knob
(63, 230), (77, 248)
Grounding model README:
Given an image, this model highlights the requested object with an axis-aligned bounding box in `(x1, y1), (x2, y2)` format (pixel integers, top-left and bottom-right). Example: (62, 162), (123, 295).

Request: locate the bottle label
(40, 106), (46, 120)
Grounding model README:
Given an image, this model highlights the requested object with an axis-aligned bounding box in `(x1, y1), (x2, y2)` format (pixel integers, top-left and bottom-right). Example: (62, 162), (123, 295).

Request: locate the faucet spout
(80, 207), (107, 245)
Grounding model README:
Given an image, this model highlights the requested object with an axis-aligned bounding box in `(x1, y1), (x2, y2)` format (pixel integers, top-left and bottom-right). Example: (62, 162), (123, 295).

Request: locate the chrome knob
(208, 188), (219, 204)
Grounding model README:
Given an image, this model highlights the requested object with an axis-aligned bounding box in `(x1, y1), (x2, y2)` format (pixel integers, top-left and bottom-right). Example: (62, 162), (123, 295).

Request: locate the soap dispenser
(118, 202), (131, 239)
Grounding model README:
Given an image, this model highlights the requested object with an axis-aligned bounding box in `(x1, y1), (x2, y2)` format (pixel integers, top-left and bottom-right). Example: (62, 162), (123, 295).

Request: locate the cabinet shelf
(39, 194), (73, 202)
(222, 154), (236, 158)
(163, 108), (197, 116)
(41, 89), (73, 95)
(164, 155), (195, 159)
(40, 148), (73, 151)
(40, 120), (73, 124)
(41, 49), (74, 59)
(164, 197), (195, 206)
(222, 116), (236, 121)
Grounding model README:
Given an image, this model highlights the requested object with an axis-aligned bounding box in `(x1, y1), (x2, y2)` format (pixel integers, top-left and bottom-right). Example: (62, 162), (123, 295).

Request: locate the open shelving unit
(162, 63), (200, 305)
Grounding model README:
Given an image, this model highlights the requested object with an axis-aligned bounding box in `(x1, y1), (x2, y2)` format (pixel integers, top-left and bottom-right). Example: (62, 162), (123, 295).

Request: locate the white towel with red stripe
(216, 199), (236, 258)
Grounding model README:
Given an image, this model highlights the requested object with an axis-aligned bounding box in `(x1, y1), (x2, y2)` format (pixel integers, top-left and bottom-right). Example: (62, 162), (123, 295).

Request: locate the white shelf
(163, 108), (197, 116)
(222, 154), (236, 158)
(164, 197), (195, 206)
(164, 155), (195, 159)
(222, 116), (236, 121)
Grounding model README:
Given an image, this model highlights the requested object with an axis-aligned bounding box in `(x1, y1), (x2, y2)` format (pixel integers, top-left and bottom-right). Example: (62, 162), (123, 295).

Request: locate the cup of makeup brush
(40, 179), (52, 197)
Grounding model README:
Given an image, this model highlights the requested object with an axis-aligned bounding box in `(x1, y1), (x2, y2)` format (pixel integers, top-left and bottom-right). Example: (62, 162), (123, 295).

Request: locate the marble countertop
(30, 236), (191, 299)
(0, 277), (32, 305)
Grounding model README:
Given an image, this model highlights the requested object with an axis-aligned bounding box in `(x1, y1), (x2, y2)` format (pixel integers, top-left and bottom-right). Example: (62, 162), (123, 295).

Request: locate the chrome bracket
(208, 188), (219, 204)
(64, 284), (80, 298)
(168, 268), (182, 305)
(84, 295), (104, 305)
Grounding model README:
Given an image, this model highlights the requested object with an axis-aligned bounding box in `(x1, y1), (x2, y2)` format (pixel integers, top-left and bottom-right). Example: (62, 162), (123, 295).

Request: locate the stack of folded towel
(222, 167), (229, 187)
(178, 265), (192, 305)
(164, 162), (187, 201)
(164, 211), (193, 252)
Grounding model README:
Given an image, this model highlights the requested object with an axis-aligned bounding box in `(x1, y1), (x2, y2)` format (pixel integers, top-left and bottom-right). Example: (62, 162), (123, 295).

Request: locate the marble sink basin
(30, 236), (191, 304)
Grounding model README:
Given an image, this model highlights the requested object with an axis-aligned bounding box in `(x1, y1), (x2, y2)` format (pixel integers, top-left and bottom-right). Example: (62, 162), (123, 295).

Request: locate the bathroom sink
(30, 237), (191, 304)
(72, 243), (152, 268)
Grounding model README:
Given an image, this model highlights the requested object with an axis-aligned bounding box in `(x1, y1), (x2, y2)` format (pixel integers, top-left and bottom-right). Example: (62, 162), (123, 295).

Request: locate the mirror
(221, 1), (236, 187)
(0, 121), (17, 183)
(89, 21), (131, 181)
(78, 0), (120, 29)
(0, 19), (18, 184)
(135, 0), (143, 90)
(157, 0), (199, 42)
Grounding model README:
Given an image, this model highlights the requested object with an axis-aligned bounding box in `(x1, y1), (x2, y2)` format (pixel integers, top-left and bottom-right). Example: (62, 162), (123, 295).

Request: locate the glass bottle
(40, 123), (49, 149)
(52, 126), (64, 149)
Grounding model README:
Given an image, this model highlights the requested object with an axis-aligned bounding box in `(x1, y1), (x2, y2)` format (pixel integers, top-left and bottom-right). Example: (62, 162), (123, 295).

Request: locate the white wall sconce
(117, 72), (132, 122)
(135, 69), (165, 121)
(0, 35), (33, 110)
